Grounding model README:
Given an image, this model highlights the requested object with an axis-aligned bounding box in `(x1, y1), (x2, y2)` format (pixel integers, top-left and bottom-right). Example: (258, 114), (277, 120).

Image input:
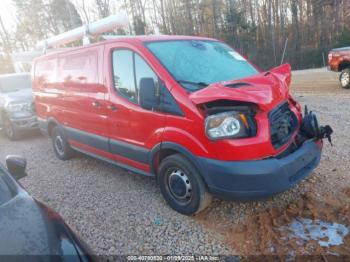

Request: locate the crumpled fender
(270, 63), (292, 87)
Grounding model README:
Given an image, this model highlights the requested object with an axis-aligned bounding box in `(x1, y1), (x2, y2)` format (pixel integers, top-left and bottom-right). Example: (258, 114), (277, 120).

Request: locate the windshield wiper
(176, 80), (209, 87)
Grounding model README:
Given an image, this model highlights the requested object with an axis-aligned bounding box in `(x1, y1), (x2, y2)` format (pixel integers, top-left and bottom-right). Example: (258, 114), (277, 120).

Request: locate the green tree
(13, 0), (49, 47)
(95, 0), (111, 18)
(51, 0), (83, 32)
(13, 0), (82, 50)
(336, 29), (350, 48)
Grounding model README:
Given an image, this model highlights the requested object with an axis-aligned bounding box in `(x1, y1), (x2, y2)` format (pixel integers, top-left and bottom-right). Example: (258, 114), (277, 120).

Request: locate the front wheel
(51, 126), (74, 160)
(158, 154), (212, 215)
(3, 116), (19, 141)
(339, 68), (350, 89)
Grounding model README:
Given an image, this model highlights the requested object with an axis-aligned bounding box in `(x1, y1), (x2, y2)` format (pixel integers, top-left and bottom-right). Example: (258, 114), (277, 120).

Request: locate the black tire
(158, 154), (212, 215)
(339, 68), (350, 89)
(51, 126), (74, 160)
(3, 116), (19, 141)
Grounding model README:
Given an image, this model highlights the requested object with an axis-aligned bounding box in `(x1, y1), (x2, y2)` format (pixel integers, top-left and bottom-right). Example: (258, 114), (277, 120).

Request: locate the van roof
(102, 34), (217, 42)
(34, 35), (219, 61)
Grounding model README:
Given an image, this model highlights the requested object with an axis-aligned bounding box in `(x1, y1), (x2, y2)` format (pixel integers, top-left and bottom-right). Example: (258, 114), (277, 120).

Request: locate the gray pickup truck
(0, 73), (37, 140)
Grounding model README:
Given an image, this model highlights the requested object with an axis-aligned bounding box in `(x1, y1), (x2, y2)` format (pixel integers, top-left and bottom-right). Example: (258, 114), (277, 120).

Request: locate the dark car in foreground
(328, 46), (350, 88)
(0, 73), (38, 140)
(0, 155), (93, 261)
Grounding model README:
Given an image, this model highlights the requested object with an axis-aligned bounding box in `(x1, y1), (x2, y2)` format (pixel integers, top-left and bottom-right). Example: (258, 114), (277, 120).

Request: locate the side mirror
(139, 77), (159, 110)
(6, 155), (27, 180)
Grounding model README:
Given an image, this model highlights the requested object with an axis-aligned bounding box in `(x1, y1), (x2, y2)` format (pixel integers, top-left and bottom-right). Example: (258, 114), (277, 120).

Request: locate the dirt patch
(196, 188), (350, 256)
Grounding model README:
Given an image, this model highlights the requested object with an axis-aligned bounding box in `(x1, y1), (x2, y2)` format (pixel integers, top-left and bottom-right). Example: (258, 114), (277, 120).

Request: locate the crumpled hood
(189, 64), (292, 111)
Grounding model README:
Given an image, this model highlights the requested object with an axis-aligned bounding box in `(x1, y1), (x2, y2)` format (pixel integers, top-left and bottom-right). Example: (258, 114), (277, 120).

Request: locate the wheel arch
(339, 60), (350, 71)
(150, 142), (204, 179)
(47, 117), (60, 137)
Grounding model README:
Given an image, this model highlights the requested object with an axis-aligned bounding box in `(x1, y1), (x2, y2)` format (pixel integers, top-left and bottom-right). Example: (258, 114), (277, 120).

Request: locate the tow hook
(301, 106), (333, 145)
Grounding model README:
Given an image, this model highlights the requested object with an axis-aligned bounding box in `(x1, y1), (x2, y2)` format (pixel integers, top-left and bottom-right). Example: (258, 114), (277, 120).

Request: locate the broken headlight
(205, 111), (255, 140)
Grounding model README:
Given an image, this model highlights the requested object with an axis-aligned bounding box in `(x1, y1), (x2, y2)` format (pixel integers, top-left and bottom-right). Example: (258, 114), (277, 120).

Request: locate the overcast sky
(0, 0), (16, 28)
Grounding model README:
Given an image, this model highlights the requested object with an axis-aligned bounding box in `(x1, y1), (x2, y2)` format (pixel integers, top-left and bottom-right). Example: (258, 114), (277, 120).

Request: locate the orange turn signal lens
(239, 113), (249, 128)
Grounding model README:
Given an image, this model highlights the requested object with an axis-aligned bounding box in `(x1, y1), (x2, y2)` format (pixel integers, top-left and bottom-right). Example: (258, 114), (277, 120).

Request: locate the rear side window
(59, 51), (98, 85)
(35, 59), (57, 85)
(112, 50), (158, 104)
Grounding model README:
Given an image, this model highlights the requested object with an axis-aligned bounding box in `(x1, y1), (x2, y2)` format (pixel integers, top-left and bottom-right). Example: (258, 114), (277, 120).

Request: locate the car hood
(0, 88), (33, 104)
(189, 64), (292, 111)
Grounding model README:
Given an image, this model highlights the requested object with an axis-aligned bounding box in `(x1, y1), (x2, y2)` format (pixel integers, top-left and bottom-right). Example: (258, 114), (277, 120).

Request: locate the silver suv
(0, 73), (37, 140)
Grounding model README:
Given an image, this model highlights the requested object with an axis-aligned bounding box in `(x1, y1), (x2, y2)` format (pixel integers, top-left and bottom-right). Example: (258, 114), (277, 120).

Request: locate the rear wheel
(158, 154), (212, 215)
(51, 126), (74, 160)
(339, 68), (350, 88)
(3, 116), (19, 141)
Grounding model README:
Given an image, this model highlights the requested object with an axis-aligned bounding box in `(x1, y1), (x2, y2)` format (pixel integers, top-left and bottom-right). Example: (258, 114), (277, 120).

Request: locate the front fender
(161, 127), (209, 157)
(149, 127), (210, 175)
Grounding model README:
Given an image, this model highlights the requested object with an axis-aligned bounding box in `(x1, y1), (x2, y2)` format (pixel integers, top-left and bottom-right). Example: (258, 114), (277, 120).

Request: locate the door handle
(92, 101), (101, 107)
(107, 104), (118, 111)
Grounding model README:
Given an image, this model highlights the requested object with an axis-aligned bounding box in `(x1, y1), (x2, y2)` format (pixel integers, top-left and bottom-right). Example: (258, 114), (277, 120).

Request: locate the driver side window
(112, 50), (158, 104)
(134, 53), (159, 96)
(112, 50), (137, 102)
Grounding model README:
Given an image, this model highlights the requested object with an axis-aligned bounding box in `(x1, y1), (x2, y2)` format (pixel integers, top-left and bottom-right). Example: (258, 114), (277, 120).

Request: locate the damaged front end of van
(189, 64), (333, 200)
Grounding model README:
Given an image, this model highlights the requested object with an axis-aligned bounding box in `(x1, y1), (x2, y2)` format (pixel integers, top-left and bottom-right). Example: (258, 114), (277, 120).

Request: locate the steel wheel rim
(167, 168), (192, 204)
(54, 136), (65, 156)
(341, 72), (349, 86)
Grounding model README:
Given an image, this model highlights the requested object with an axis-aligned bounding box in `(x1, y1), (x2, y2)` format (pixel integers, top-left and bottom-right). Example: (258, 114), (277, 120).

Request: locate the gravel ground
(0, 68), (349, 255)
(0, 134), (231, 255)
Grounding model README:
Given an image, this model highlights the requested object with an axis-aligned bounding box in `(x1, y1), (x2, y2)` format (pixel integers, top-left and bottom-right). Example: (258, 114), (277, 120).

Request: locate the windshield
(0, 75), (32, 93)
(146, 40), (258, 91)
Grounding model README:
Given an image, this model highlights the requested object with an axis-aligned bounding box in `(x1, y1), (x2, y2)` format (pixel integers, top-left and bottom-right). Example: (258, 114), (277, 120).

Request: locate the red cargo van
(33, 35), (331, 215)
